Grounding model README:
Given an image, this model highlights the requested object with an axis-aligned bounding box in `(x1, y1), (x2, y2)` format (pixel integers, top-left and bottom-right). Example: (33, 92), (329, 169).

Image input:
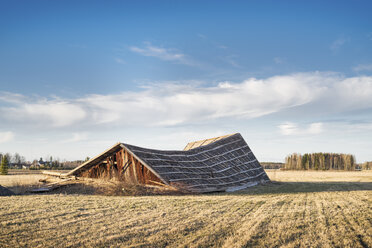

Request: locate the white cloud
(353, 64), (372, 72)
(62, 133), (88, 143)
(0, 131), (14, 143)
(0, 92), (27, 104)
(80, 74), (322, 126)
(225, 55), (240, 68)
(278, 122), (298, 135)
(130, 43), (186, 62)
(23, 102), (86, 127)
(330, 37), (349, 52)
(336, 76), (372, 109)
(326, 122), (372, 133)
(279, 122), (323, 136)
(129, 42), (202, 67)
(308, 122), (323, 134)
(1, 72), (372, 129)
(0, 97), (86, 127)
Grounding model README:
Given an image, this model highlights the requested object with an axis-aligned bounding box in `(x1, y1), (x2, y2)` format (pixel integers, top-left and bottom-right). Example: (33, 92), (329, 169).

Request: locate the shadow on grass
(225, 181), (372, 196)
(14, 183), (99, 196)
(38, 182), (185, 196)
(7, 181), (372, 197)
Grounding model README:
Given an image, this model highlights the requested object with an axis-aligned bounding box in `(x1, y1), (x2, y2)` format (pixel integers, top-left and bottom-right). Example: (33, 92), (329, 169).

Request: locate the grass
(0, 174), (45, 194)
(266, 169), (372, 182)
(0, 170), (371, 247)
(0, 170), (70, 194)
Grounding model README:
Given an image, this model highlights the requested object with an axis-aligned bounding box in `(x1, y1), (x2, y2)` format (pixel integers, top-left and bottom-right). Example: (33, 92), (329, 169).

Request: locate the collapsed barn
(66, 133), (270, 193)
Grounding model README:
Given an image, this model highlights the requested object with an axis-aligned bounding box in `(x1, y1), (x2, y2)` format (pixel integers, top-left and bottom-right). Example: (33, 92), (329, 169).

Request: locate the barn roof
(67, 133), (269, 192)
(183, 134), (235, 150)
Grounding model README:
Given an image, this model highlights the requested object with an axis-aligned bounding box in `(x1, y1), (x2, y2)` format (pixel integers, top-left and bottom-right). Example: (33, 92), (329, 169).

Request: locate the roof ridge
(183, 133), (239, 151)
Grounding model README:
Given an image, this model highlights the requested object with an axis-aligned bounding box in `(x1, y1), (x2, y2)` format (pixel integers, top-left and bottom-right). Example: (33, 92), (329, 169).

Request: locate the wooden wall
(80, 148), (163, 186)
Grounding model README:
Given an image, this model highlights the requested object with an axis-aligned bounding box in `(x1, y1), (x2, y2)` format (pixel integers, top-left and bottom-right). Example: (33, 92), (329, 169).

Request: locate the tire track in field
(91, 196), (238, 247)
(336, 191), (372, 247)
(247, 193), (308, 247)
(139, 197), (246, 247)
(220, 194), (291, 247)
(173, 198), (262, 247)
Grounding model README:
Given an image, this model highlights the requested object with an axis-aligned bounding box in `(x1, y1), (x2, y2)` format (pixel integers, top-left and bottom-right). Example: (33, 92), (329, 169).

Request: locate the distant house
(9, 162), (31, 169)
(66, 133), (270, 193)
(22, 164), (31, 170)
(30, 158), (47, 169)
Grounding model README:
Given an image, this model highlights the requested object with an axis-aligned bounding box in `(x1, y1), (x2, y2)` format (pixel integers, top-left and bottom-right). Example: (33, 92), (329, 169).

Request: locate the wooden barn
(66, 133), (270, 193)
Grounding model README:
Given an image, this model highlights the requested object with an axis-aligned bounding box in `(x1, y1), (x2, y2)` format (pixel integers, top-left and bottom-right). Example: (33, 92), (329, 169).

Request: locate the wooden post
(131, 154), (138, 183)
(123, 149), (129, 182)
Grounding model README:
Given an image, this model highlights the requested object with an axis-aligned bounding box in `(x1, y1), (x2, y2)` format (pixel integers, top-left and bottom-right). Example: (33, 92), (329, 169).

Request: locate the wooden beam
(66, 142), (122, 176)
(123, 149), (131, 182)
(121, 144), (170, 186)
(131, 154), (138, 183)
(42, 171), (70, 178)
(148, 180), (178, 191)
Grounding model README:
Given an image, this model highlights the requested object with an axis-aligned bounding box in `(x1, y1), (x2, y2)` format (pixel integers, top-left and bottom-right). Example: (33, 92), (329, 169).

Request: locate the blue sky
(1, 0), (372, 162)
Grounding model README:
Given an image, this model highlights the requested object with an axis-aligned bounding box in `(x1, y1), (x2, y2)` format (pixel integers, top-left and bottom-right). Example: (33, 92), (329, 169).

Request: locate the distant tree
(0, 155), (9, 175)
(85, 157), (90, 162)
(20, 156), (26, 163)
(5, 153), (12, 165)
(13, 153), (21, 164)
(362, 162), (372, 170)
(284, 152), (356, 170)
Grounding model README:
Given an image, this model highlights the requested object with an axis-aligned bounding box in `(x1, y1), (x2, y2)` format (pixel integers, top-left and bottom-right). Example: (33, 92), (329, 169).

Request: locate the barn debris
(29, 178), (73, 193)
(47, 133), (270, 193)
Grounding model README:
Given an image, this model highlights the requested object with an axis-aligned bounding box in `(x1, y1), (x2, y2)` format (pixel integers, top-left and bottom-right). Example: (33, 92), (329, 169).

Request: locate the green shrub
(0, 156), (9, 175)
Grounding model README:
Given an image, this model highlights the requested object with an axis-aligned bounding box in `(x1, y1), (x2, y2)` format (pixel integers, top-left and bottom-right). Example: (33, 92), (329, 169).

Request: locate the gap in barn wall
(80, 148), (163, 186)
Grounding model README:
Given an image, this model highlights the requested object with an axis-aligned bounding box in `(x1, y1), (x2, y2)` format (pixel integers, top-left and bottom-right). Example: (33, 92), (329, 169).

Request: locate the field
(0, 170), (371, 248)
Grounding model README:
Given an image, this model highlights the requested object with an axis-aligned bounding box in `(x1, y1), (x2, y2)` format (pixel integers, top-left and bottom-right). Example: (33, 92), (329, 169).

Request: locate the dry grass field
(0, 174), (44, 195)
(0, 170), (371, 248)
(0, 170), (70, 194)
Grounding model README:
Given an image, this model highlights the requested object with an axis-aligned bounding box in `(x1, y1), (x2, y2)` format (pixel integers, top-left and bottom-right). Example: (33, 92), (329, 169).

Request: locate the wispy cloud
(217, 45), (228, 49)
(0, 97), (86, 127)
(62, 132), (88, 143)
(330, 37), (350, 52)
(0, 131), (14, 143)
(1, 72), (372, 129)
(353, 64), (372, 72)
(279, 122), (323, 136)
(114, 58), (126, 64)
(129, 42), (198, 66)
(0, 92), (27, 104)
(225, 55), (240, 68)
(273, 57), (285, 64)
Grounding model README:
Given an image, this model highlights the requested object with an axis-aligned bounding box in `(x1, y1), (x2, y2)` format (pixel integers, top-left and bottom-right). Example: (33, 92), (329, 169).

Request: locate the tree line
(361, 162), (372, 170)
(284, 153), (356, 170)
(0, 153), (26, 165)
(0, 152), (90, 175)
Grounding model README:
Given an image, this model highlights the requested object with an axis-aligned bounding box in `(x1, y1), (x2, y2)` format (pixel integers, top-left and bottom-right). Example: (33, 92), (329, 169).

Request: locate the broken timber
(29, 178), (73, 193)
